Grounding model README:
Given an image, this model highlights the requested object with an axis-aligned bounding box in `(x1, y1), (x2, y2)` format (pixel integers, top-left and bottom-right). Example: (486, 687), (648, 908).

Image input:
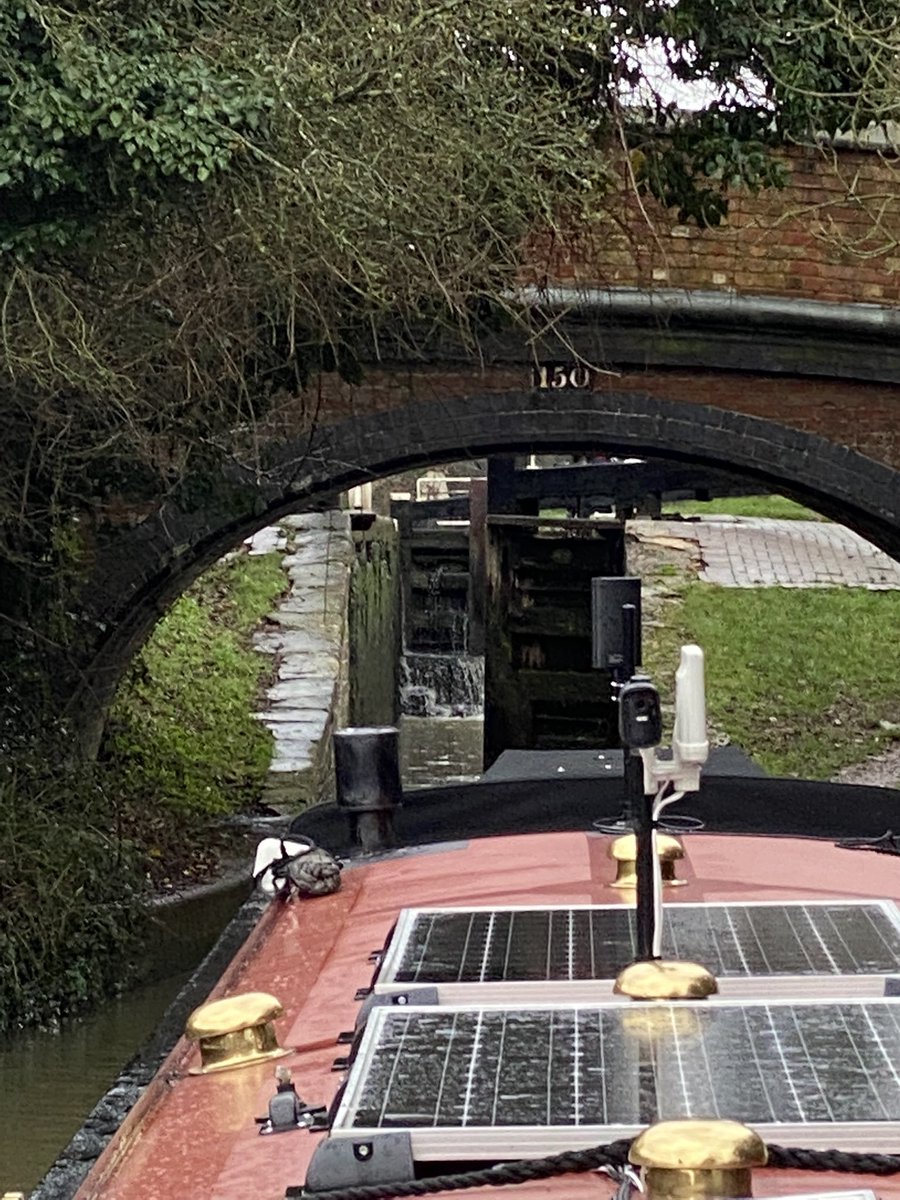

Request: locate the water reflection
(0, 879), (247, 1195)
(0, 972), (187, 1194)
(399, 714), (484, 788)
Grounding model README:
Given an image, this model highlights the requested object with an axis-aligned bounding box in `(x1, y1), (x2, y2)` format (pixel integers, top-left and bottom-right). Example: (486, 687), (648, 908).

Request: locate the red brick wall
(287, 145), (900, 478)
(308, 364), (900, 472)
(525, 145), (900, 304)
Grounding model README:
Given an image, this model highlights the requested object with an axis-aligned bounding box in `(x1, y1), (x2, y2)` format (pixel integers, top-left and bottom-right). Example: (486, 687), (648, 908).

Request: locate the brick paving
(639, 517), (900, 589)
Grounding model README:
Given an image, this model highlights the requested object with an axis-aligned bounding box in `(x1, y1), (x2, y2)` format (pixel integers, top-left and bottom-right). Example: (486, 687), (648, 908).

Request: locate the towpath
(630, 516), (900, 589)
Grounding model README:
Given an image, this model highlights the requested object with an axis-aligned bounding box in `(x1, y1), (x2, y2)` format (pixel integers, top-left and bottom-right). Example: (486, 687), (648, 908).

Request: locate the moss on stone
(349, 518), (401, 728)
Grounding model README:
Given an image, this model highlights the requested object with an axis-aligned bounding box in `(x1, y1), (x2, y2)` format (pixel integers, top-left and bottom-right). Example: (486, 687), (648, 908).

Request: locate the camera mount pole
(620, 604), (657, 961)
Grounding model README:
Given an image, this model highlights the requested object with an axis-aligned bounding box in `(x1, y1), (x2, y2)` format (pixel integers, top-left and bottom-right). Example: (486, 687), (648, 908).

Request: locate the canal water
(0, 878), (248, 1196)
(399, 714), (483, 787)
(398, 644), (485, 785)
(1, 716), (482, 1195)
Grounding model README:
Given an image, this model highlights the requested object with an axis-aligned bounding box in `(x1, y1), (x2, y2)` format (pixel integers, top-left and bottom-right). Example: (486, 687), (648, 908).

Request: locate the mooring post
(333, 726), (403, 853)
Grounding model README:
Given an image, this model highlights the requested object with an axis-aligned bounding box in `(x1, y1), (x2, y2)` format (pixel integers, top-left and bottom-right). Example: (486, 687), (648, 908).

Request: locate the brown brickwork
(58, 145), (900, 745)
(524, 145), (900, 304)
(308, 366), (899, 473)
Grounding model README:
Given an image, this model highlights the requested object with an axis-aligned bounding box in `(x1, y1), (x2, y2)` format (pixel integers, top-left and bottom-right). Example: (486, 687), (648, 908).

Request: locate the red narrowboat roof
(77, 831), (900, 1200)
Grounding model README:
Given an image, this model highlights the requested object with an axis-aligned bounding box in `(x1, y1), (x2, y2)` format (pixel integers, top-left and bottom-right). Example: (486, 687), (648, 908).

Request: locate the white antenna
(637, 644), (709, 959)
(641, 644), (709, 796)
(673, 643), (709, 788)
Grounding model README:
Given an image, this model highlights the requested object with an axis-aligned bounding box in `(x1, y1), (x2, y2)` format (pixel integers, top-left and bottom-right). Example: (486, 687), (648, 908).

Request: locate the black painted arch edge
(277, 390), (899, 541)
(71, 387), (899, 737)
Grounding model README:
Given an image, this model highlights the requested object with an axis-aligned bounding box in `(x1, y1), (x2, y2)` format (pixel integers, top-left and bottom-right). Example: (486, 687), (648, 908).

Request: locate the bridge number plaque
(532, 362), (594, 390)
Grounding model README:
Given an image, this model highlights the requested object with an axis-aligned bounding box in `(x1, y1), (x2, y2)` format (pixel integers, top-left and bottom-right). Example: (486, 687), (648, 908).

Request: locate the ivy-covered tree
(0, 0), (896, 731)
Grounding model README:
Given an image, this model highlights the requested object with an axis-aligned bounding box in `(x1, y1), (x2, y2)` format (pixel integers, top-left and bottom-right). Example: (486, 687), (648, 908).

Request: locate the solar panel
(769, 1194), (877, 1200)
(374, 902), (900, 1001)
(331, 999), (900, 1157)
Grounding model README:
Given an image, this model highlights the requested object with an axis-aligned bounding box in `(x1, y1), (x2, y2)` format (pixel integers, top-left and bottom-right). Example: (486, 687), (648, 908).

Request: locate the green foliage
(1, 0), (895, 573)
(645, 584), (900, 779)
(0, 2), (271, 256)
(105, 552), (285, 842)
(632, 120), (788, 227)
(0, 761), (143, 1035)
(1, 0), (898, 702)
(605, 0), (896, 223)
(648, 0), (893, 135)
(0, 546), (283, 1032)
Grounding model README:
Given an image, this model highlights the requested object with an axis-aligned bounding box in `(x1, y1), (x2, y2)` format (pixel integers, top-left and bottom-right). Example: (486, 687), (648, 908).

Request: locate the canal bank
(12, 510), (467, 1197)
(7, 515), (351, 1196)
(12, 507), (485, 1197)
(15, 876), (259, 1200)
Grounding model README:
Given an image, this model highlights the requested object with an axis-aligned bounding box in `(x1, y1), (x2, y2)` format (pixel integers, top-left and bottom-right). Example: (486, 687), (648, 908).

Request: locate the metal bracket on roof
(299, 1131), (415, 1194)
(338, 988), (440, 1071)
(837, 830), (900, 856)
(355, 986), (439, 1030)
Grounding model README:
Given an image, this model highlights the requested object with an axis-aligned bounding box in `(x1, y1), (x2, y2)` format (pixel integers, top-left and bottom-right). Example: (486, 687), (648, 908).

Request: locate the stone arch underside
(295, 390), (898, 537)
(69, 387), (899, 752)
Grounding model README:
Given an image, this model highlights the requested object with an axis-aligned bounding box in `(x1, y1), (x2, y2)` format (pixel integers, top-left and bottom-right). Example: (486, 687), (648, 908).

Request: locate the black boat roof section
(480, 745), (766, 782)
(290, 772), (900, 858)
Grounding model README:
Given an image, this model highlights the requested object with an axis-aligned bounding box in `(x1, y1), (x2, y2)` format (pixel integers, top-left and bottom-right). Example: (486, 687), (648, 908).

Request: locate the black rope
(289, 1139), (900, 1200)
(767, 1144), (900, 1175)
(287, 1140), (633, 1200)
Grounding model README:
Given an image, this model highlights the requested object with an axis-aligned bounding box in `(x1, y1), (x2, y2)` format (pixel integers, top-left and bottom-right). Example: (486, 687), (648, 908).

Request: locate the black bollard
(333, 726), (403, 853)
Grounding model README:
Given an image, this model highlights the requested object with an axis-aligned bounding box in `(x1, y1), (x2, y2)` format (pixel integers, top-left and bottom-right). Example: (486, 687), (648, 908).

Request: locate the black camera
(618, 676), (663, 749)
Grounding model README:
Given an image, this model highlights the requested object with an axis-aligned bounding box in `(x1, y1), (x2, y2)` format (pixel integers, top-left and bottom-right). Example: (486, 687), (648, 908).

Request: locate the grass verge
(104, 550), (286, 887)
(644, 583), (900, 779)
(663, 495), (826, 521)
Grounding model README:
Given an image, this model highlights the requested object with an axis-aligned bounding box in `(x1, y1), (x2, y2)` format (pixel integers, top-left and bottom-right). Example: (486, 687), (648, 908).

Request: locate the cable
(649, 784), (684, 958)
(288, 1141), (633, 1200)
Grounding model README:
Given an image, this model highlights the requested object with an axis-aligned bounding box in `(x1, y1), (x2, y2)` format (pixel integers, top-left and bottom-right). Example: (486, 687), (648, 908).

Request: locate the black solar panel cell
(343, 1001), (900, 1134)
(388, 904), (900, 984)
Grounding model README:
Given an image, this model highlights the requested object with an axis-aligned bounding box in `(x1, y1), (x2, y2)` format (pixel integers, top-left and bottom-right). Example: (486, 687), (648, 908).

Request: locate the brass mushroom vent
(614, 959), (718, 1001)
(630, 1118), (768, 1200)
(186, 992), (292, 1074)
(609, 833), (686, 889)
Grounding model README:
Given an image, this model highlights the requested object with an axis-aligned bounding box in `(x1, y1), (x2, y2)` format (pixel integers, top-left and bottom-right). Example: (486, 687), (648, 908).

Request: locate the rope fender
(288, 1139), (900, 1200)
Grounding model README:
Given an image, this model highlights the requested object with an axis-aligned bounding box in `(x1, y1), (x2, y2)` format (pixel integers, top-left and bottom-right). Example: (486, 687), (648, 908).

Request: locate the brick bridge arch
(293, 388), (899, 539)
(62, 140), (900, 747)
(70, 379), (899, 751)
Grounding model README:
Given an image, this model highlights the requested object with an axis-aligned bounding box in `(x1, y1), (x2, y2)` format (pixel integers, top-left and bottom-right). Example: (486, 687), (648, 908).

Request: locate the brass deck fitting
(614, 959), (718, 1000)
(630, 1118), (767, 1200)
(186, 992), (292, 1074)
(609, 833), (686, 888)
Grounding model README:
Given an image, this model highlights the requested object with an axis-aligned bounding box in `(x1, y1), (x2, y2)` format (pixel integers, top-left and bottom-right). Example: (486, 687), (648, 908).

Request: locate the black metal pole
(620, 604), (656, 960)
(633, 751), (656, 960)
(620, 603), (636, 677)
(592, 581), (658, 962)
